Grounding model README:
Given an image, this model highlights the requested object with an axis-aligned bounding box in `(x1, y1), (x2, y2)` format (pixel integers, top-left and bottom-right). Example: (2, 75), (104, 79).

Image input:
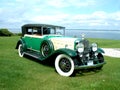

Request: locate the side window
(27, 28), (32, 34)
(33, 29), (37, 34)
(43, 28), (50, 34)
(50, 28), (56, 34)
(26, 28), (40, 35)
(33, 28), (41, 35)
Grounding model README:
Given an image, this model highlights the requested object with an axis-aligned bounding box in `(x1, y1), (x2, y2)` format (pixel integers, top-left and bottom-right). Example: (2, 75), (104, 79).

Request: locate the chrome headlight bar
(76, 43), (84, 53)
(92, 43), (98, 51)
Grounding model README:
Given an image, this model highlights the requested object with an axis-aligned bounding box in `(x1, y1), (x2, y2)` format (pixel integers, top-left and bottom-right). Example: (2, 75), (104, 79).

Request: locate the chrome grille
(81, 39), (90, 53)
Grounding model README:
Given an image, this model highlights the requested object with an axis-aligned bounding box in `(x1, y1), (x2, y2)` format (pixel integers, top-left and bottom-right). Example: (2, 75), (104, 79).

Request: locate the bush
(17, 33), (22, 36)
(0, 28), (13, 36)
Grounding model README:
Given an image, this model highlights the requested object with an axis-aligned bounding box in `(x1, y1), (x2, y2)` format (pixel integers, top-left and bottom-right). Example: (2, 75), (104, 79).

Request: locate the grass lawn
(88, 38), (120, 48)
(0, 36), (120, 90)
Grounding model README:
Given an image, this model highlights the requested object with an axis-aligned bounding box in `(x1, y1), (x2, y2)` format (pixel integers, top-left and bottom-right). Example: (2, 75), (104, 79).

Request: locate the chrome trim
(28, 48), (40, 52)
(74, 62), (106, 70)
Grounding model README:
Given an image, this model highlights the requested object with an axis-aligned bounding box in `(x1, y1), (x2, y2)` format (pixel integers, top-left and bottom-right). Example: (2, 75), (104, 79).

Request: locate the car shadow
(23, 54), (55, 68)
(72, 69), (102, 77)
(22, 54), (102, 77)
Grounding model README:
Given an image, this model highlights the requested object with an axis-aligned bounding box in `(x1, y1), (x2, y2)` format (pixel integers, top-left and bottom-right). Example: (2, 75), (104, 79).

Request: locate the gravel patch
(102, 48), (120, 58)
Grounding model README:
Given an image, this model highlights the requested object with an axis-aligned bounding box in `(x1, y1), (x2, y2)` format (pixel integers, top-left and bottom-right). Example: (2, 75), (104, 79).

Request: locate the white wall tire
(55, 54), (74, 77)
(18, 44), (24, 57)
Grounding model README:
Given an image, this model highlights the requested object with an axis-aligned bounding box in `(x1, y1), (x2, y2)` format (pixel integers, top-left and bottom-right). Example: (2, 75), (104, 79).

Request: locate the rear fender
(15, 39), (26, 49)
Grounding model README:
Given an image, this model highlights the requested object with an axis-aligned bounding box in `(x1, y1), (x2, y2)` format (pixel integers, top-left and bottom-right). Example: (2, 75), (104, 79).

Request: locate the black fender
(15, 39), (26, 50)
(16, 39), (22, 49)
(97, 48), (105, 53)
(54, 48), (77, 58)
(42, 48), (77, 64)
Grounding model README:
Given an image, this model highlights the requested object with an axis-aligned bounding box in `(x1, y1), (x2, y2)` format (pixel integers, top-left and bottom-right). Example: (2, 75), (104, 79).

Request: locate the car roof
(22, 24), (65, 29)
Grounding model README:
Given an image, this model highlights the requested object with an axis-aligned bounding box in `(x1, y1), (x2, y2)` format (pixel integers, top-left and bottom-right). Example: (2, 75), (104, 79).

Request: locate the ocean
(9, 28), (120, 40)
(65, 29), (120, 40)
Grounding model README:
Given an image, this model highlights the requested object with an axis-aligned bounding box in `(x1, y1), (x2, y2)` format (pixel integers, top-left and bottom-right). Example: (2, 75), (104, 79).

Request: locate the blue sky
(0, 0), (120, 30)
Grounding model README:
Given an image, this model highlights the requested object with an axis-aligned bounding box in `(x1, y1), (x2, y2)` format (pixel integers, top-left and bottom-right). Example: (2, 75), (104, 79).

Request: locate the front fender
(97, 48), (105, 53)
(54, 48), (77, 57)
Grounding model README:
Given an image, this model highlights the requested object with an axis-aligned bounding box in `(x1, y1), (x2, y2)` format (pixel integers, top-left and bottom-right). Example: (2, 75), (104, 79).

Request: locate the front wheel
(97, 53), (104, 70)
(55, 54), (74, 77)
(18, 44), (24, 57)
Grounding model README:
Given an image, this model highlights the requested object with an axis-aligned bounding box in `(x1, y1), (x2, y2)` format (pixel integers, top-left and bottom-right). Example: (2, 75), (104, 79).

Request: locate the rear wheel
(18, 44), (24, 57)
(55, 54), (74, 77)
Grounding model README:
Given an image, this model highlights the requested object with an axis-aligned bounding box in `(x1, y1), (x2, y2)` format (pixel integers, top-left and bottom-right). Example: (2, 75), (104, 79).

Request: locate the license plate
(87, 61), (93, 66)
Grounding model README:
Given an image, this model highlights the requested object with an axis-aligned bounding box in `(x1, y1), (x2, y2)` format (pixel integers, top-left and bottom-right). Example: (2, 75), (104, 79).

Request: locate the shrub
(0, 28), (13, 36)
(17, 33), (22, 36)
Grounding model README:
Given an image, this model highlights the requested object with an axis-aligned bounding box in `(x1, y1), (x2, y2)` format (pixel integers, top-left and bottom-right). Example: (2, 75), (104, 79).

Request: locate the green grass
(88, 38), (120, 48)
(0, 36), (120, 90)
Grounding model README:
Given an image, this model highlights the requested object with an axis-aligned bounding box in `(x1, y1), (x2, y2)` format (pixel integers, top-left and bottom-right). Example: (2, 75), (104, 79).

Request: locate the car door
(30, 29), (43, 51)
(30, 37), (43, 51)
(23, 29), (33, 49)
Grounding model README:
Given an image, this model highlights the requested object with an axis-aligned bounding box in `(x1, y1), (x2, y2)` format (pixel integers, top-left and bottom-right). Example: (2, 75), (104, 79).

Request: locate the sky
(0, 0), (120, 30)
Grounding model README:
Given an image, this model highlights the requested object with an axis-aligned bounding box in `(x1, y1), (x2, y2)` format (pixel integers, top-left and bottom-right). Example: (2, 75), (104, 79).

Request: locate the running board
(24, 51), (45, 60)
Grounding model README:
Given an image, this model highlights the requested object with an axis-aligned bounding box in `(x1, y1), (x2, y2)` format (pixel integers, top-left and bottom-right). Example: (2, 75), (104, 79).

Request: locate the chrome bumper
(74, 62), (106, 70)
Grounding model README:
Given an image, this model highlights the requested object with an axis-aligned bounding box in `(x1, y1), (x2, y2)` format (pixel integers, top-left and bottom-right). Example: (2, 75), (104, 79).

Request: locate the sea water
(65, 29), (120, 40)
(9, 28), (120, 40)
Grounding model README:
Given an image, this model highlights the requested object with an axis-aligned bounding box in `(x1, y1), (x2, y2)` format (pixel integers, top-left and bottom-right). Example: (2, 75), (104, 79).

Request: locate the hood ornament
(81, 33), (85, 40)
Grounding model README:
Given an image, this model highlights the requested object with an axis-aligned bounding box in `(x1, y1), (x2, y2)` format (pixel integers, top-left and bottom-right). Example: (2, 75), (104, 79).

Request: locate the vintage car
(16, 24), (106, 76)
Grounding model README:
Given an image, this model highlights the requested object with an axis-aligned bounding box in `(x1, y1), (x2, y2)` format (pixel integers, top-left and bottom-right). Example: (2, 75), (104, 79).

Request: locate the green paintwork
(16, 39), (27, 50)
(19, 35), (105, 61)
(97, 48), (105, 53)
(16, 24), (106, 72)
(22, 36), (43, 51)
(34, 48), (77, 61)
(54, 48), (77, 57)
(19, 34), (78, 61)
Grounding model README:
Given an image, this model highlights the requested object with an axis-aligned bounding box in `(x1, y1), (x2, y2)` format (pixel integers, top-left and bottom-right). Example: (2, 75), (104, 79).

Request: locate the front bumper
(74, 62), (106, 70)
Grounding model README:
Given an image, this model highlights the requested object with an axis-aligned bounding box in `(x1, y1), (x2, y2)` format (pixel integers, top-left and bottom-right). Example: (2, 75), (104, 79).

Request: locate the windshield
(50, 27), (65, 35)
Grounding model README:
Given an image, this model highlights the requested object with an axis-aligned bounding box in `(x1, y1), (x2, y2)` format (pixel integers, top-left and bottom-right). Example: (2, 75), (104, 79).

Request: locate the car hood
(50, 37), (79, 50)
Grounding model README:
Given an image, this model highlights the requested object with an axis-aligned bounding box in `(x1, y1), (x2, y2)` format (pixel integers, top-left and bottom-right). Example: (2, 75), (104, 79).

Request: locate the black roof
(21, 24), (65, 36)
(22, 24), (65, 29)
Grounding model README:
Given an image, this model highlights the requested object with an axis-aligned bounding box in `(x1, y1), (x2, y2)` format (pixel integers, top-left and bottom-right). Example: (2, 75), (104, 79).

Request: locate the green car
(16, 24), (106, 76)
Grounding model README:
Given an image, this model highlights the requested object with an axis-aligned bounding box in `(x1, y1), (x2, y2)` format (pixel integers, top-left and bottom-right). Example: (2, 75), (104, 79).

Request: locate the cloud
(46, 0), (96, 8)
(54, 11), (120, 29)
(46, 0), (68, 8)
(27, 11), (120, 29)
(0, 0), (120, 30)
(111, 12), (120, 20)
(69, 0), (96, 7)
(1, 9), (120, 29)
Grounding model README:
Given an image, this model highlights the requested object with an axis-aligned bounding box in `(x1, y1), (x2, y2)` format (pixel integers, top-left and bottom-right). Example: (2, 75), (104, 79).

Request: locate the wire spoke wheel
(41, 41), (52, 57)
(42, 44), (49, 56)
(59, 58), (71, 72)
(55, 54), (74, 77)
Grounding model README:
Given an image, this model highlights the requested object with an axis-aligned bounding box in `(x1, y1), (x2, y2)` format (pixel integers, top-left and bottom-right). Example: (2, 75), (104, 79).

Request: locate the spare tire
(40, 40), (54, 57)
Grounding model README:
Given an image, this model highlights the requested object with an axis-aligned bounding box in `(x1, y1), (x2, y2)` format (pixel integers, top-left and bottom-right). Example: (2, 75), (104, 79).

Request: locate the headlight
(92, 43), (97, 51)
(76, 43), (84, 53)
